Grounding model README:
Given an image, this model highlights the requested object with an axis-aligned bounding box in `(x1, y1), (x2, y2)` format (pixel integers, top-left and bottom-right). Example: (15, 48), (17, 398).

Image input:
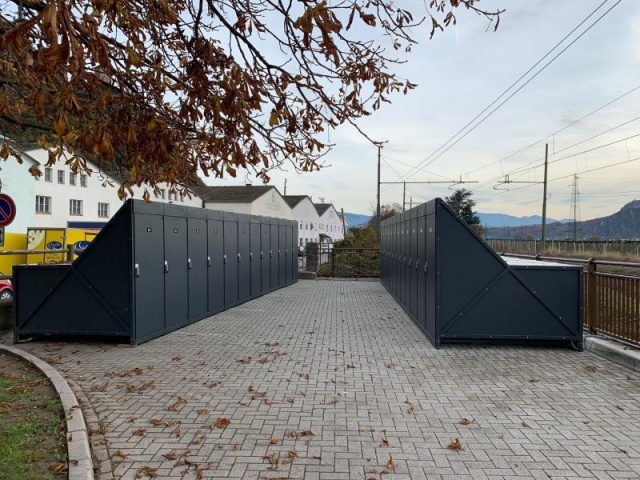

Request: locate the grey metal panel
(260, 222), (271, 293)
(135, 214), (165, 340)
(425, 214), (437, 343)
(131, 199), (164, 215)
(164, 203), (188, 217)
(207, 219), (224, 313)
(206, 209), (223, 221)
(164, 216), (189, 331)
(238, 220), (251, 302)
(410, 209), (418, 321)
(187, 206), (207, 219)
(292, 224), (298, 283)
(224, 217), (239, 307)
(270, 223), (278, 289)
(278, 222), (286, 288)
(285, 224), (293, 285)
(250, 219), (262, 298)
(417, 214), (427, 330)
(187, 217), (208, 321)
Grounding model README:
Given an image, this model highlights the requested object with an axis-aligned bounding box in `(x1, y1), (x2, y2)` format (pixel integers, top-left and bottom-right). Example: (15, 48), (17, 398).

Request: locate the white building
(315, 203), (346, 243)
(0, 142), (202, 235)
(193, 185), (292, 219)
(284, 195), (320, 247)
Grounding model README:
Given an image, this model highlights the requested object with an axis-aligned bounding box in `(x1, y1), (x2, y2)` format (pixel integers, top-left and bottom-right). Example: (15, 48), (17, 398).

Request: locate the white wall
(0, 153), (37, 234)
(291, 197), (320, 247)
(318, 205), (346, 242)
(203, 202), (252, 215)
(0, 146), (204, 232)
(251, 189), (292, 219)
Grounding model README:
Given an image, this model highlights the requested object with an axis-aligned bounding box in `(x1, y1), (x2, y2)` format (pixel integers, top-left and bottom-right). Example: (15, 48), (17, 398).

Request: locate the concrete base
(585, 336), (640, 373)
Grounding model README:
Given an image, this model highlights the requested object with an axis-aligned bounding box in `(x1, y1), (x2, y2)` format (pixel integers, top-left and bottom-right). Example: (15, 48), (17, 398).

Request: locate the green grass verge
(0, 352), (67, 479)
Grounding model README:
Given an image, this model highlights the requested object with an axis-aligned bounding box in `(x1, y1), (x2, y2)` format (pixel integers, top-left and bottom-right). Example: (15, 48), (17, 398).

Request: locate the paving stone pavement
(2, 279), (640, 480)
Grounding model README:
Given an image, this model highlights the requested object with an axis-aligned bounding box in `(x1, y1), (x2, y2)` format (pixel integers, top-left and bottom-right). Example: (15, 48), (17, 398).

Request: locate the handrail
(499, 252), (640, 269)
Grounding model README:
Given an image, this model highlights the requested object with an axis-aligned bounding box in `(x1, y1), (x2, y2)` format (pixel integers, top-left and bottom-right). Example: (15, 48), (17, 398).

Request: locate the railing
(488, 239), (640, 257)
(501, 253), (640, 348)
(309, 247), (381, 278)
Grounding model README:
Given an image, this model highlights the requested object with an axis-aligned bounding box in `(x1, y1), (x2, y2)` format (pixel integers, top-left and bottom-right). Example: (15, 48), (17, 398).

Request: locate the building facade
(193, 185), (292, 219)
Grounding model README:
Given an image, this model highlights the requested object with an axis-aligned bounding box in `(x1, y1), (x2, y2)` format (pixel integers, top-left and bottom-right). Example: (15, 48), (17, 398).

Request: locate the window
(98, 202), (109, 218)
(35, 196), (51, 214)
(300, 238), (303, 246)
(299, 222), (303, 230)
(80, 174), (87, 187)
(180, 193), (185, 202)
(161, 189), (166, 199)
(44, 168), (52, 182)
(69, 172), (77, 185)
(57, 170), (65, 184)
(69, 199), (83, 216)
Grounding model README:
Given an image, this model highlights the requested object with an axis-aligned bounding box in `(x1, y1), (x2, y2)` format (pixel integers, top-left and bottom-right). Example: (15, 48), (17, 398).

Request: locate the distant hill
(478, 212), (571, 228)
(485, 200), (640, 240)
(343, 213), (372, 228)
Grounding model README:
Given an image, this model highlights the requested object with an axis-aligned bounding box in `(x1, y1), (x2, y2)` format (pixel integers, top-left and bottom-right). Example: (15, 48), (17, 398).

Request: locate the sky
(208, 0), (640, 221)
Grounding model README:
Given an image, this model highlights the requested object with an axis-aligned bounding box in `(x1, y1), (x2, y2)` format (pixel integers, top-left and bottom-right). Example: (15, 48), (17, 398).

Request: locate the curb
(0, 345), (95, 480)
(585, 336), (640, 373)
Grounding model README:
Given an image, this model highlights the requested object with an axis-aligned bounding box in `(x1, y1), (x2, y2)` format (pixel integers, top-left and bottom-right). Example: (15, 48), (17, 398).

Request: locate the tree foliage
(0, 1), (502, 198)
(445, 188), (480, 228)
(368, 202), (402, 229)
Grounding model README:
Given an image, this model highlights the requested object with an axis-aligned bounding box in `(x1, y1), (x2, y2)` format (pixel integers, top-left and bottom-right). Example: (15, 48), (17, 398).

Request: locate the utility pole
(402, 182), (406, 212)
(541, 143), (549, 243)
(340, 207), (346, 236)
(375, 141), (385, 238)
(284, 178), (287, 195)
(570, 174), (581, 241)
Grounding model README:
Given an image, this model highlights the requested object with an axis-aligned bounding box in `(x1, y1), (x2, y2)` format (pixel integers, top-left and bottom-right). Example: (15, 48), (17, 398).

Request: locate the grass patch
(0, 352), (67, 479)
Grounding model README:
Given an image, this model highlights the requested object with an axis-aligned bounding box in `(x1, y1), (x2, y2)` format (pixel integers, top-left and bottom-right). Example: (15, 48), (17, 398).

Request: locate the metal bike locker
(187, 208), (208, 323)
(409, 207), (419, 321)
(163, 204), (189, 332)
(249, 215), (262, 299)
(381, 198), (583, 350)
(416, 204), (427, 331)
(269, 220), (279, 290)
(285, 222), (292, 285)
(260, 217), (271, 294)
(278, 219), (286, 288)
(223, 212), (239, 308)
(237, 214), (251, 303)
(206, 210), (225, 314)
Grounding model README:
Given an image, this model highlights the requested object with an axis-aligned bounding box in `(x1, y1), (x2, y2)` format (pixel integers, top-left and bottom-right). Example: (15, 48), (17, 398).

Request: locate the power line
(397, 0), (621, 181)
(464, 83), (640, 177)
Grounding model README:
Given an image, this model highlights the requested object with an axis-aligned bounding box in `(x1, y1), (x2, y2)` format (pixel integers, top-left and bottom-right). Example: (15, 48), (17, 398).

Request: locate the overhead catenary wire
(396, 0), (621, 182)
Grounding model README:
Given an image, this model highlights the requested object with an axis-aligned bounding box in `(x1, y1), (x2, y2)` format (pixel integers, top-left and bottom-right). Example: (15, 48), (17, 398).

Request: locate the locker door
(260, 223), (271, 293)
(285, 224), (292, 285)
(188, 218), (208, 322)
(426, 214), (437, 338)
(291, 224), (298, 283)
(238, 221), (251, 302)
(278, 223), (286, 287)
(134, 214), (165, 340)
(417, 215), (427, 330)
(224, 219), (239, 307)
(207, 220), (224, 313)
(270, 224), (278, 289)
(410, 215), (418, 320)
(400, 218), (406, 306)
(250, 221), (261, 298)
(164, 216), (188, 330)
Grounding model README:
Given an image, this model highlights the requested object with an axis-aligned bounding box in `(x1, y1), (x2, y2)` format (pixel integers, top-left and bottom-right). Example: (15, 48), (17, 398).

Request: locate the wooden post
(66, 244), (75, 262)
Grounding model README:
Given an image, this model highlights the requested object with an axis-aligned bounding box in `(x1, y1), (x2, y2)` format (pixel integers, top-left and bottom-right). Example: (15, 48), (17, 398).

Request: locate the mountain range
(345, 200), (640, 240)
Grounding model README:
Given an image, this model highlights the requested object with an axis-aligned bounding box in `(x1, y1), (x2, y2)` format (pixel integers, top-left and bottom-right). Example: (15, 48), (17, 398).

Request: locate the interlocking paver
(2, 279), (640, 479)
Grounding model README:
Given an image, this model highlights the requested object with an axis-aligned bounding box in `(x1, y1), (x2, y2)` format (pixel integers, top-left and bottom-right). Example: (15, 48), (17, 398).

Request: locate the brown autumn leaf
(205, 381), (219, 388)
(135, 466), (158, 478)
(387, 454), (396, 472)
(447, 438), (464, 451)
(265, 342), (280, 347)
(115, 450), (128, 458)
(287, 430), (314, 438)
(521, 421), (530, 428)
(132, 428), (147, 436)
(297, 372), (310, 380)
(48, 462), (69, 473)
(269, 436), (279, 445)
(172, 356), (182, 362)
(233, 442), (241, 450)
(196, 409), (209, 415)
(263, 452), (279, 470)
(214, 417), (230, 428)
(346, 364), (356, 369)
(258, 357), (270, 364)
(237, 357), (252, 364)
(460, 418), (475, 426)
(528, 378), (540, 383)
(585, 366), (597, 373)
(163, 450), (179, 460)
(90, 382), (109, 392)
(286, 398), (294, 404)
(380, 438), (389, 447)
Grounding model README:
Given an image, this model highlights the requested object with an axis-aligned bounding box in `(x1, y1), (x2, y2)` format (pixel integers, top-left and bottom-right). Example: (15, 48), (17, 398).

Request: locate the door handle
(134, 263), (140, 278)
(270, 250), (273, 258)
(207, 256), (211, 266)
(223, 254), (227, 265)
(278, 249), (281, 257)
(164, 260), (169, 273)
(238, 253), (241, 262)
(187, 258), (192, 269)
(260, 251), (264, 259)
(250, 252), (253, 261)
(423, 262), (428, 274)
(415, 260), (419, 271)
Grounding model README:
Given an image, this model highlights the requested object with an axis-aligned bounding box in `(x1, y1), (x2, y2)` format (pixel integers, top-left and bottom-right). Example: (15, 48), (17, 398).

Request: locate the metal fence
(501, 253), (640, 348)
(488, 239), (640, 257)
(301, 247), (380, 278)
